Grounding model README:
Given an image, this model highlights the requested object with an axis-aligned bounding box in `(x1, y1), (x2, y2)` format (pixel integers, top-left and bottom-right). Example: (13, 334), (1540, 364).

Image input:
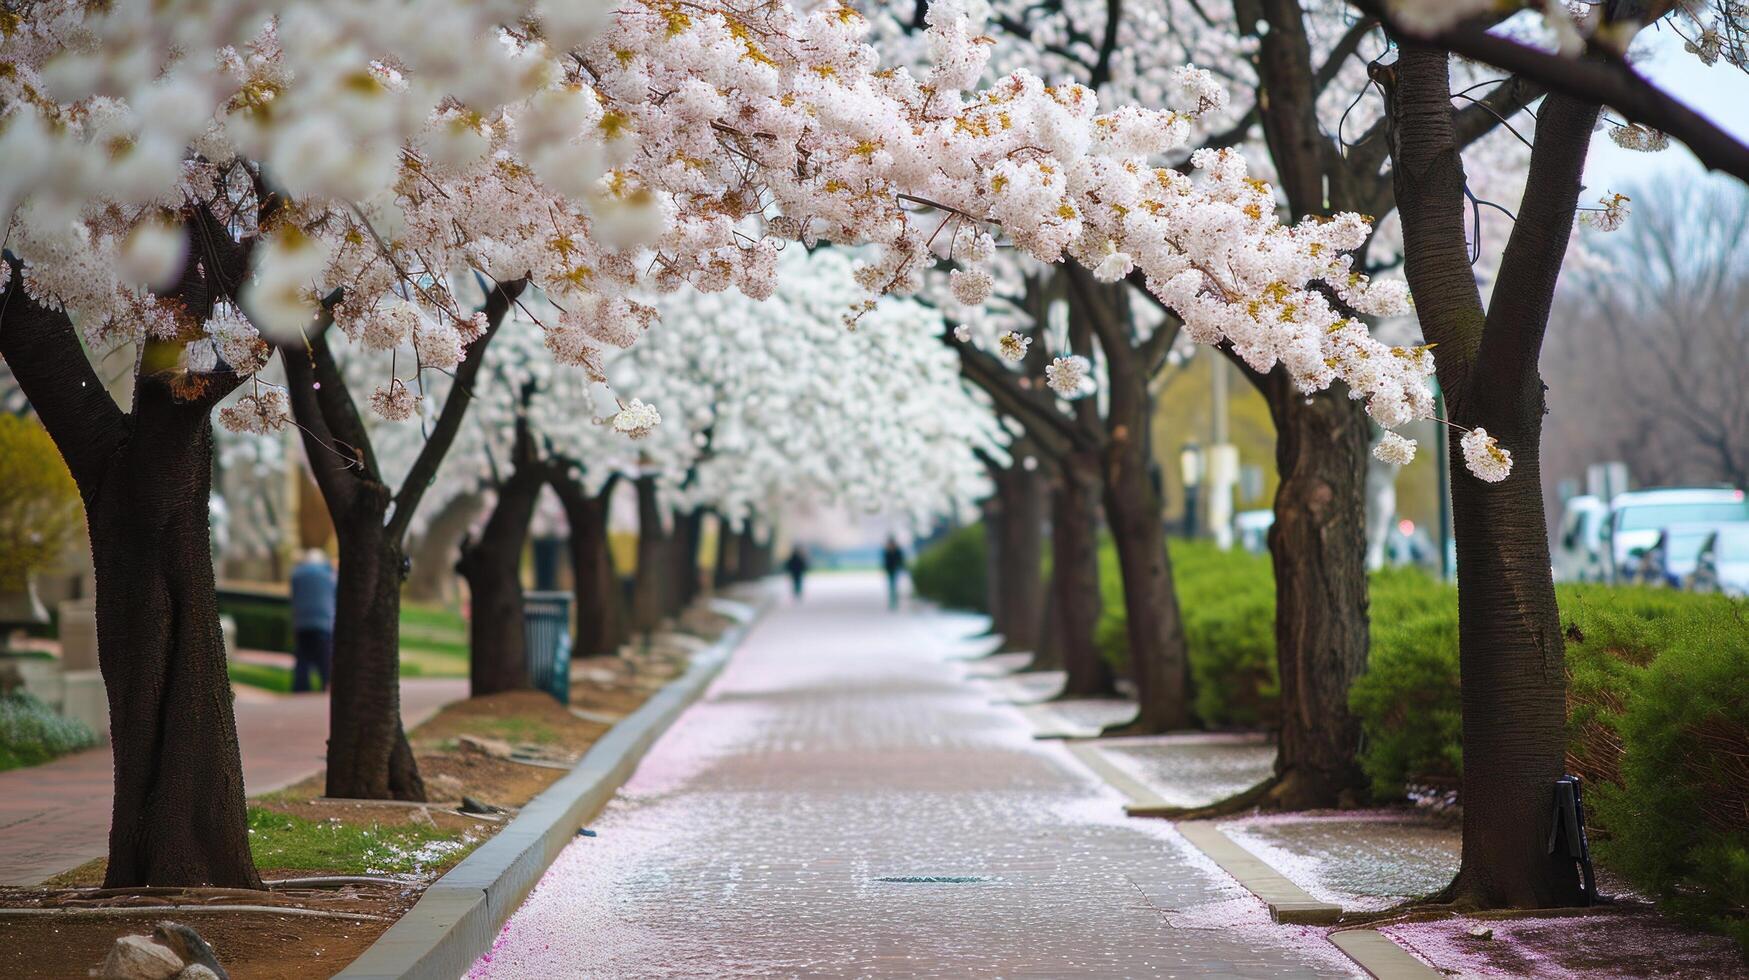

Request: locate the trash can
(523, 591), (572, 704)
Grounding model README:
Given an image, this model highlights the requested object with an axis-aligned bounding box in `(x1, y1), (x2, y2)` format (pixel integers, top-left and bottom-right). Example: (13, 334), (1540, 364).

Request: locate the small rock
(152, 922), (227, 980)
(1466, 925), (1494, 940)
(456, 734), (513, 759)
(460, 795), (503, 815)
(175, 967), (221, 980)
(99, 935), (183, 980)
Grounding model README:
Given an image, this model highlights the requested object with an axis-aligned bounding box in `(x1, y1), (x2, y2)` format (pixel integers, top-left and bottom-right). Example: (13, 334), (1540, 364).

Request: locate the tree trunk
(1052, 452), (1114, 698)
(1386, 46), (1597, 907)
(87, 382), (261, 888)
(980, 492), (1007, 628)
(630, 476), (667, 634)
(326, 499), (427, 801)
(1262, 381), (1371, 806)
(990, 457), (1046, 652)
(1101, 434), (1194, 732)
(4, 232), (263, 887)
(1442, 407), (1578, 905)
(735, 526), (764, 583)
(667, 508), (704, 615)
(713, 515), (737, 588)
(555, 477), (624, 659)
(1024, 558), (1065, 672)
(456, 468), (543, 697)
(1075, 266), (1192, 733)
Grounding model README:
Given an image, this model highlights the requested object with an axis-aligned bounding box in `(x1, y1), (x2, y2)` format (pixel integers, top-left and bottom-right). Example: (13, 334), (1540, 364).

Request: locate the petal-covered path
(471, 574), (1358, 979)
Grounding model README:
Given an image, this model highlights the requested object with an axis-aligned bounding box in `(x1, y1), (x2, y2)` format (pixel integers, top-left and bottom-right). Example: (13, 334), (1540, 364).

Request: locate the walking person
(290, 548), (336, 693)
(881, 536), (906, 610)
(784, 546), (810, 600)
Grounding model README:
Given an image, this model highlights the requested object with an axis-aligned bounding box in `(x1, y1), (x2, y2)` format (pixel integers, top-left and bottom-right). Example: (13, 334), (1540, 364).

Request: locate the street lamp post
(1180, 441), (1203, 539)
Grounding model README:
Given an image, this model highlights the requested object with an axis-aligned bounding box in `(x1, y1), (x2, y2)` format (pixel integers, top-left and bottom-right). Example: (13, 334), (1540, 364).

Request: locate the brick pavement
(0, 677), (464, 885)
(471, 575), (1360, 979)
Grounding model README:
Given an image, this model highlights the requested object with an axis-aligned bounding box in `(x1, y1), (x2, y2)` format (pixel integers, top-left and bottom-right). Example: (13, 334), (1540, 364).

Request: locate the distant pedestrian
(881, 536), (906, 610)
(290, 549), (336, 693)
(785, 546), (810, 599)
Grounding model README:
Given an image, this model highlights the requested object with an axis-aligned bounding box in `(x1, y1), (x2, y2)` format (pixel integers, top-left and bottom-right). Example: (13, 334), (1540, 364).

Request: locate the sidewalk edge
(1329, 929), (1443, 979)
(1175, 822), (1343, 925)
(332, 593), (769, 980)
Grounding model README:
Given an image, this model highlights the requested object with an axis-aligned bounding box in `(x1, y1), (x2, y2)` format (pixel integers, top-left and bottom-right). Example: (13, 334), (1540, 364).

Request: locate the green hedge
(0, 691), (97, 771)
(920, 519), (1749, 939)
(911, 524), (989, 613)
(1097, 541), (1279, 727)
(219, 593), (293, 652)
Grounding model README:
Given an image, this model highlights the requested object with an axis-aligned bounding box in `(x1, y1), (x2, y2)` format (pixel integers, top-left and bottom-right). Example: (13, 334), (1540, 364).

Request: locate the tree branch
(0, 255), (128, 490)
(386, 277), (527, 542)
(1353, 0), (1749, 182)
(1376, 46), (1490, 400)
(1474, 92), (1601, 401)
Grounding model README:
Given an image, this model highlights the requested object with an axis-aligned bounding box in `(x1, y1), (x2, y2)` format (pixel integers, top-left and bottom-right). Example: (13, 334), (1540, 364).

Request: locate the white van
(1601, 487), (1749, 584)
(1553, 495), (1608, 582)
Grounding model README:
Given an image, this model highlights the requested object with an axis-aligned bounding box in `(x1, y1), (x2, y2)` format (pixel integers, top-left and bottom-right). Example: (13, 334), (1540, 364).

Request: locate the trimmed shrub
(1098, 540), (1278, 727)
(1348, 568), (1461, 797)
(910, 524), (988, 613)
(1586, 597), (1749, 945)
(220, 595), (293, 652)
(0, 691), (98, 771)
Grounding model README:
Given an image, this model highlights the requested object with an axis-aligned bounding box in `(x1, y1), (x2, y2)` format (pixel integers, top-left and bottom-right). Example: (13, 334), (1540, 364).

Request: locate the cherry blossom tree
(431, 246), (1001, 688)
(4, 0), (1432, 887)
(1361, 0), (1749, 909)
(864, 0), (1480, 764)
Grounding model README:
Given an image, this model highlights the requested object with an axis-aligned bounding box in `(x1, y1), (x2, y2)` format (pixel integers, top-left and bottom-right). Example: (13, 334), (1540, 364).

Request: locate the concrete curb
(1060, 741), (1177, 817)
(1175, 822), (1343, 925)
(1329, 929), (1442, 979)
(1017, 703), (1106, 740)
(333, 595), (768, 980)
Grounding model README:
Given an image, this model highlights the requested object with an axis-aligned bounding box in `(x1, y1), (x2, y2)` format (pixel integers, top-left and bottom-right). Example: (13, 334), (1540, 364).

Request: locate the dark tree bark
(713, 514), (738, 589)
(667, 508), (704, 615)
(987, 450), (1046, 652)
(979, 486), (1007, 627)
(734, 525), (762, 583)
(3, 245), (261, 888)
(1069, 268), (1193, 732)
(321, 498), (427, 800)
(630, 475), (668, 634)
(1261, 382), (1371, 806)
(456, 435), (544, 697)
(554, 473), (624, 659)
(1052, 451), (1115, 698)
(735, 525), (773, 581)
(284, 278), (526, 800)
(1025, 551), (1065, 673)
(1384, 44), (1598, 908)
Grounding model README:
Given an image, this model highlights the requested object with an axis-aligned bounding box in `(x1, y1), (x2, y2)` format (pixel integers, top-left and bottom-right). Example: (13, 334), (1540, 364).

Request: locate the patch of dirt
(0, 905), (403, 980)
(0, 630), (728, 978)
(415, 751), (567, 811)
(412, 690), (610, 758)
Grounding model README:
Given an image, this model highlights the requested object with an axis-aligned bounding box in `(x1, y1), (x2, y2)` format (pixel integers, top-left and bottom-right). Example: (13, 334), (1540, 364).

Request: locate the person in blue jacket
(289, 549), (337, 693)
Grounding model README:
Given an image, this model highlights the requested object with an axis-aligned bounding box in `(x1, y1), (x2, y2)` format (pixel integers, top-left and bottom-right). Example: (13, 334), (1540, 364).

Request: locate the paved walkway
(0, 677), (464, 885)
(471, 574), (1359, 979)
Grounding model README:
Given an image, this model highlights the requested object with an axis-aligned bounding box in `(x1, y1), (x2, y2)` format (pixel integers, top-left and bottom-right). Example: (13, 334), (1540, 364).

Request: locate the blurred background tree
(0, 415), (82, 593)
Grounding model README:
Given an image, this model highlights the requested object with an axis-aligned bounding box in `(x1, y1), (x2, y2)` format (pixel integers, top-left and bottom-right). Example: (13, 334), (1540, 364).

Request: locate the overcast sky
(1582, 28), (1749, 191)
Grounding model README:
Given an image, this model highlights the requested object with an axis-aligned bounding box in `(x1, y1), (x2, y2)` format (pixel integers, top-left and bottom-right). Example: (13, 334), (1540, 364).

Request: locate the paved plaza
(0, 677), (464, 885)
(470, 575), (1359, 979)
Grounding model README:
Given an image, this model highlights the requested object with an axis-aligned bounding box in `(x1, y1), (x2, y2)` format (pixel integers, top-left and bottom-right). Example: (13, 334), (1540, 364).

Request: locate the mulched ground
(0, 636), (711, 979)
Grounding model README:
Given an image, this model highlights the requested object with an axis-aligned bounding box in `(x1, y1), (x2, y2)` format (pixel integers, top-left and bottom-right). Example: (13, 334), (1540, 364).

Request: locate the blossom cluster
(5, 0), (1484, 475)
(417, 246), (1003, 533)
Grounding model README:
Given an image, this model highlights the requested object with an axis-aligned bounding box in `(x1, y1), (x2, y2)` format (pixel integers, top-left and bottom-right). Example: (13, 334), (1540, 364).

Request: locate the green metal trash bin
(523, 590), (572, 704)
